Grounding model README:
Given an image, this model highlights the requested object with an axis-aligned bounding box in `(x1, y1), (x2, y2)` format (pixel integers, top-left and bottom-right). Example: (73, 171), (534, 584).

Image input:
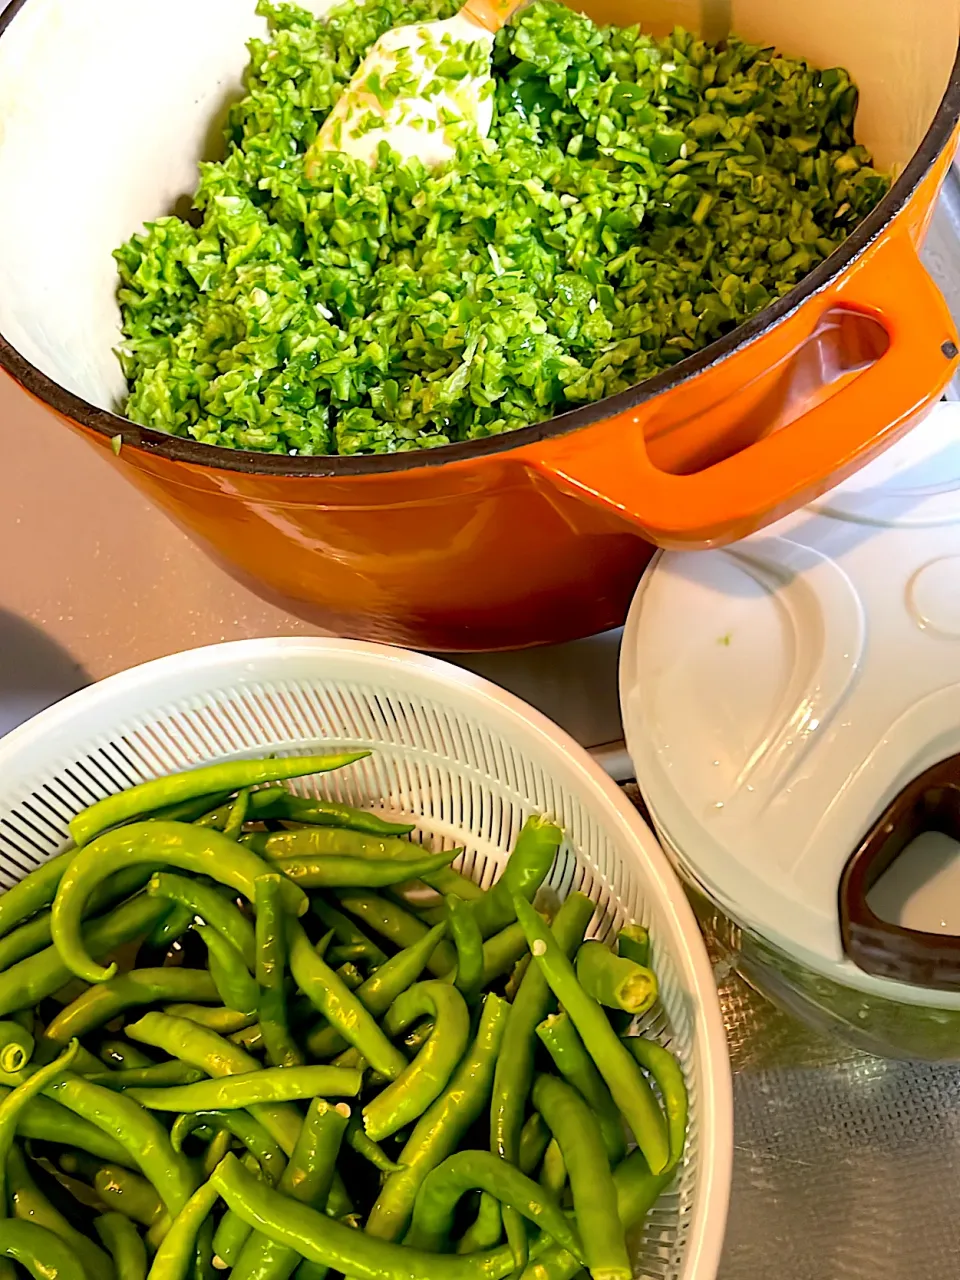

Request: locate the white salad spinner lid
(621, 402), (960, 1003)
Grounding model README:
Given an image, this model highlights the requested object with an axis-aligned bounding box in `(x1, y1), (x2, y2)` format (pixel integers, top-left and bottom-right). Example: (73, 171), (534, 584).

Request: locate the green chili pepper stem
(366, 993), (509, 1242)
(513, 896), (669, 1175)
(536, 1011), (626, 1164)
(69, 753), (370, 846)
(616, 924), (650, 969)
(288, 920), (406, 1082)
(363, 981), (470, 1142)
(147, 872), (256, 969)
(230, 1097), (350, 1280)
(255, 874), (304, 1070)
(407, 1150), (584, 1262)
(7, 1145), (116, 1280)
(124, 1011), (303, 1157)
(0, 1218), (89, 1280)
(212, 1153), (519, 1280)
(622, 1035), (688, 1172)
(147, 1177), (220, 1278)
(51, 823), (307, 984)
(127, 1064), (361, 1112)
(0, 1041), (79, 1217)
(472, 816), (563, 939)
(305, 922), (447, 1061)
(574, 941), (658, 1016)
(532, 1073), (630, 1280)
(45, 968), (219, 1044)
(95, 1212), (148, 1280)
(0, 894), (169, 1018)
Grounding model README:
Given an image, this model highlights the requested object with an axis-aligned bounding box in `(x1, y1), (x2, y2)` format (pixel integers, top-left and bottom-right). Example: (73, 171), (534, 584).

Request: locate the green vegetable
(114, 0), (888, 457)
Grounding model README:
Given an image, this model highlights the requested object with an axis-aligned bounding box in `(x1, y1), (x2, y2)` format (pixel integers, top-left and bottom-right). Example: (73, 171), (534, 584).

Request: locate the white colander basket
(0, 637), (731, 1280)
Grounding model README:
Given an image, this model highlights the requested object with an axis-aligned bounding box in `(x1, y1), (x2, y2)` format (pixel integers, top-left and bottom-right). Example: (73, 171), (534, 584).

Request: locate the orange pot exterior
(14, 127), (960, 652)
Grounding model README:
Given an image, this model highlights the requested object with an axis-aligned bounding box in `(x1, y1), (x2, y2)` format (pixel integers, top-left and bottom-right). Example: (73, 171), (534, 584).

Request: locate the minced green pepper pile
(114, 0), (890, 456)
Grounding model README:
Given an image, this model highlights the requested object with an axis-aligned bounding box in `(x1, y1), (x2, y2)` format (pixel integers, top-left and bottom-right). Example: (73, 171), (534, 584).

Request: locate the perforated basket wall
(0, 638), (731, 1280)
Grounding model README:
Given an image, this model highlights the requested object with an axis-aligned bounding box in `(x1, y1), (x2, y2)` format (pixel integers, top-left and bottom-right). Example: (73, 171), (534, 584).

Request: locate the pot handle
(527, 232), (959, 548)
(839, 753), (960, 992)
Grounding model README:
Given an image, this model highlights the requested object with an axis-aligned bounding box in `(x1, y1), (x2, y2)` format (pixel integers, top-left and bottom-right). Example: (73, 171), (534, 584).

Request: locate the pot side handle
(839, 753), (960, 993)
(526, 232), (959, 549)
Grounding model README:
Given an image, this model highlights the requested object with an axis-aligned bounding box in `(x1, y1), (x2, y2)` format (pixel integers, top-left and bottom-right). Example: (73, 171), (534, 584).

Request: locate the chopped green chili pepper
(575, 940), (658, 1015)
(69, 753), (369, 846)
(616, 923), (650, 969)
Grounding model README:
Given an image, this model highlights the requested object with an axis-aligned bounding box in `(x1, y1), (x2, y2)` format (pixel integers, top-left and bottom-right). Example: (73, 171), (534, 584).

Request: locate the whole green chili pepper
(575, 941), (658, 1016)
(197, 925), (259, 1014)
(125, 1012), (303, 1156)
(84, 1062), (206, 1090)
(260, 828), (440, 861)
(0, 1022), (34, 1074)
(366, 994), (508, 1242)
(145, 900), (195, 951)
(212, 1153), (519, 1280)
(306, 922), (447, 1061)
(51, 823), (307, 983)
(0, 1087), (133, 1165)
(514, 896), (669, 1175)
(43, 1072), (196, 1217)
(536, 1012), (625, 1164)
(309, 901), (386, 971)
(171, 1111), (286, 1185)
(195, 785), (289, 829)
(147, 873), (256, 969)
(0, 1041), (79, 1216)
(363, 981), (470, 1142)
(95, 1212), (148, 1280)
(407, 1150), (584, 1261)
(287, 921), (406, 1083)
(532, 1074), (630, 1280)
(335, 894), (456, 977)
(0, 894), (169, 1017)
(224, 787), (252, 842)
(7, 1145), (115, 1279)
(270, 850), (456, 890)
(45, 968), (219, 1043)
(517, 1113), (550, 1177)
(520, 1151), (673, 1280)
(616, 924), (650, 968)
(127, 1063), (361, 1112)
(148, 1177), (220, 1279)
(471, 817), (562, 939)
(456, 1193), (502, 1255)
(93, 1165), (166, 1228)
(622, 1035), (687, 1172)
(489, 891), (593, 1268)
(249, 792), (415, 836)
(163, 1004), (257, 1035)
(0, 1219), (88, 1279)
(69, 753), (369, 846)
(254, 874), (303, 1070)
(230, 1098), (350, 1280)
(446, 897), (483, 1000)
(0, 857), (70, 942)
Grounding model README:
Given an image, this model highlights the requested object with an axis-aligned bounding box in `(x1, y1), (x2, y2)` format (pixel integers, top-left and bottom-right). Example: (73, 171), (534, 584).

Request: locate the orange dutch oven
(1, 0), (959, 651)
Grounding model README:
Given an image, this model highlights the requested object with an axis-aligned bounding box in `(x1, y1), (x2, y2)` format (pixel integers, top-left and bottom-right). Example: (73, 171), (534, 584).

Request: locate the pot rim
(1, 0), (959, 480)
